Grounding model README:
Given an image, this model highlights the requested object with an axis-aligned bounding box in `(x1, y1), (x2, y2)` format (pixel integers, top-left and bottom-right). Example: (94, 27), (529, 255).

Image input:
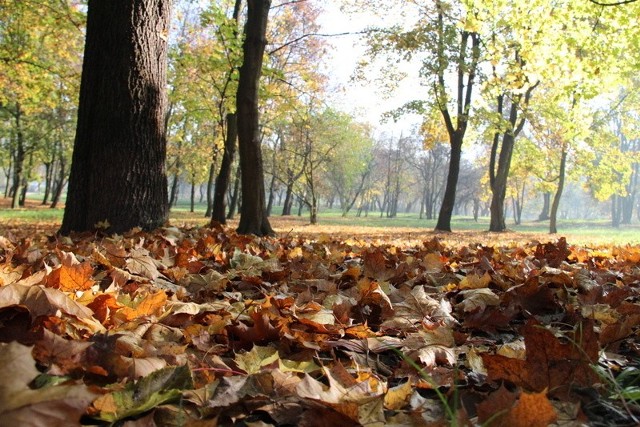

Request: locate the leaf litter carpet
(0, 219), (639, 426)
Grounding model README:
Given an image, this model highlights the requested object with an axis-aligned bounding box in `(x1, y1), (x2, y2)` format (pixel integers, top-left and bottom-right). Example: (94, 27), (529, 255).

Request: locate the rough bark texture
(235, 0), (274, 236)
(60, 0), (170, 234)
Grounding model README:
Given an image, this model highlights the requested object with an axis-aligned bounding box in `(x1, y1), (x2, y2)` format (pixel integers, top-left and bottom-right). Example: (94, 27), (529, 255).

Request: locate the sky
(314, 3), (422, 137)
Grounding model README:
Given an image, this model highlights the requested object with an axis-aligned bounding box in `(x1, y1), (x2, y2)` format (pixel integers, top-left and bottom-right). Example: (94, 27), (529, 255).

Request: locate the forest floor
(1, 201), (640, 426)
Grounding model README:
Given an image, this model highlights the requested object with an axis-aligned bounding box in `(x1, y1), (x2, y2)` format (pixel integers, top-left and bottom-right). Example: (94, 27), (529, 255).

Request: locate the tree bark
(60, 0), (170, 234)
(435, 136), (462, 231)
(10, 103), (24, 209)
(488, 80), (537, 232)
(211, 113), (237, 224)
(549, 149), (567, 234)
(538, 192), (551, 221)
(235, 0), (274, 236)
(227, 163), (241, 220)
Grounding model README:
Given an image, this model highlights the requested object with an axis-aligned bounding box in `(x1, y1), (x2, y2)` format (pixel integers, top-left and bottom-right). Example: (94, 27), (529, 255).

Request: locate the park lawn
(1, 198), (639, 247)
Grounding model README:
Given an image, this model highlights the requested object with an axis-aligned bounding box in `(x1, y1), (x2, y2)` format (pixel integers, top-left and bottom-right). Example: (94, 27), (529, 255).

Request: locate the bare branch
(268, 31), (366, 55)
(588, 0), (637, 5)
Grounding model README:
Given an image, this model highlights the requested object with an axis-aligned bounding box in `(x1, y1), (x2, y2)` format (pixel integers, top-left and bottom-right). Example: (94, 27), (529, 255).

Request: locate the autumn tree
(0, 0), (83, 208)
(235, 0), (274, 236)
(60, 0), (171, 234)
(353, 0), (480, 231)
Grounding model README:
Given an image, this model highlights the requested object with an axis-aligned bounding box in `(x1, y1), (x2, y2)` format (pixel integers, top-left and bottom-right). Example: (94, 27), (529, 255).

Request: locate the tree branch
(588, 0), (637, 5)
(268, 31), (366, 55)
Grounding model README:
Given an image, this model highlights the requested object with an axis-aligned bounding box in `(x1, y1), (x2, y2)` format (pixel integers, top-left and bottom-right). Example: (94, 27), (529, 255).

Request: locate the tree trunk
(190, 175), (196, 213)
(50, 155), (66, 209)
(227, 163), (241, 220)
(435, 136), (462, 231)
(212, 113), (237, 224)
(266, 173), (276, 216)
(205, 160), (216, 216)
(42, 161), (52, 205)
(281, 181), (294, 215)
(60, 0), (170, 234)
(489, 131), (515, 232)
(549, 149), (567, 234)
(169, 173), (180, 207)
(538, 192), (551, 221)
(235, 0), (273, 236)
(10, 104), (25, 209)
(611, 196), (621, 228)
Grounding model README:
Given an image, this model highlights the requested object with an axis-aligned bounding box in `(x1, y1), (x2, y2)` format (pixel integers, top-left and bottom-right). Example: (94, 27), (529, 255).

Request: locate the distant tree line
(1, 0), (639, 235)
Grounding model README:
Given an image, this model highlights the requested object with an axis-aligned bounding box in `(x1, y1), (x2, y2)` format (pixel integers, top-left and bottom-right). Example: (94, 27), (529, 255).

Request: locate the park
(1, 0), (640, 426)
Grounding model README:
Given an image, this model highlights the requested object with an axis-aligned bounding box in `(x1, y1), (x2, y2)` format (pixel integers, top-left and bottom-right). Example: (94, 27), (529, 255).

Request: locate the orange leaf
(502, 389), (557, 427)
(47, 262), (95, 291)
(114, 291), (167, 322)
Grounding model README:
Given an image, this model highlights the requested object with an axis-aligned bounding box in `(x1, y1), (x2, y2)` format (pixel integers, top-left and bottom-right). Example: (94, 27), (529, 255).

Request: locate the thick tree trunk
(60, 0), (170, 234)
(212, 113), (237, 224)
(549, 149), (567, 234)
(435, 136), (462, 231)
(235, 0), (273, 236)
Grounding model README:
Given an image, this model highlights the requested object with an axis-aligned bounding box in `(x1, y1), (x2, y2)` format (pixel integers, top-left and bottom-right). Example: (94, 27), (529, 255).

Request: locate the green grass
(2, 197), (639, 246)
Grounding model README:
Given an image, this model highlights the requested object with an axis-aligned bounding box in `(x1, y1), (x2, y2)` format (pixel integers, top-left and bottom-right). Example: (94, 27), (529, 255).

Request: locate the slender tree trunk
(212, 113), (237, 224)
(266, 173), (276, 216)
(235, 0), (273, 236)
(11, 104), (25, 209)
(50, 156), (66, 209)
(281, 180), (293, 215)
(169, 173), (180, 206)
(611, 196), (621, 228)
(549, 149), (567, 234)
(435, 136), (462, 231)
(538, 192), (551, 221)
(227, 163), (241, 219)
(489, 131), (516, 232)
(205, 160), (216, 216)
(60, 0), (170, 234)
(3, 158), (11, 198)
(42, 161), (52, 205)
(310, 198), (318, 224)
(190, 175), (196, 213)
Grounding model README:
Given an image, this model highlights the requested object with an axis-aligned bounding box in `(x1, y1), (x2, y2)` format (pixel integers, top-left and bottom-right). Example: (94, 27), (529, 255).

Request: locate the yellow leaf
(384, 379), (413, 410)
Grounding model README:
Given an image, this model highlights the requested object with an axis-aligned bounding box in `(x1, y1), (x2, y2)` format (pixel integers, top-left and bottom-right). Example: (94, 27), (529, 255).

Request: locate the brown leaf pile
(1, 224), (639, 426)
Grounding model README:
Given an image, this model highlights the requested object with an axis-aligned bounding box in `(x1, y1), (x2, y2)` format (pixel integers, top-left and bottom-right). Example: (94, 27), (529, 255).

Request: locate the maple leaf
(383, 285), (457, 330)
(402, 326), (456, 367)
(90, 365), (193, 423)
(46, 261), (95, 291)
(534, 237), (571, 268)
(481, 318), (599, 399)
(0, 262), (26, 286)
(455, 288), (500, 313)
(235, 345), (280, 374)
(296, 364), (386, 425)
(125, 247), (163, 280)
